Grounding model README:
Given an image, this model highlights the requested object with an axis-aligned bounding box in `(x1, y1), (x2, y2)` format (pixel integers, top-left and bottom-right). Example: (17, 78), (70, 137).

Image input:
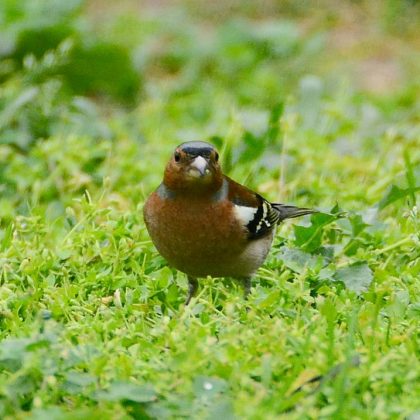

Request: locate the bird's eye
(174, 152), (181, 162)
(214, 152), (219, 162)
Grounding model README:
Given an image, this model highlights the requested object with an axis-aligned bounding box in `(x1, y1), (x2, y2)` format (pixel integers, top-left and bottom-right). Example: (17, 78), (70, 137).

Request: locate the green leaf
(7, 369), (43, 399)
(293, 212), (336, 252)
(348, 214), (369, 237)
(93, 381), (157, 403)
(193, 376), (228, 398)
(30, 407), (68, 420)
(386, 290), (410, 318)
(0, 87), (39, 129)
(278, 247), (325, 274)
(404, 150), (417, 205)
(318, 266), (335, 281)
(56, 248), (73, 260)
(62, 372), (97, 394)
(334, 262), (373, 294)
(207, 398), (235, 420)
(0, 223), (14, 250)
(0, 338), (31, 372)
(378, 184), (420, 210)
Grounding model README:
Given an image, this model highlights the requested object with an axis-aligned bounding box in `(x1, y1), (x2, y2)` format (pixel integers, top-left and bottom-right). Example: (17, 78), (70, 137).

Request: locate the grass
(0, 1), (419, 418)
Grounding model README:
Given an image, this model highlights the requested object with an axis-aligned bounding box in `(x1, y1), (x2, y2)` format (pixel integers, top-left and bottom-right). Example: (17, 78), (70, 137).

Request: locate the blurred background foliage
(0, 0), (140, 103)
(0, 0), (418, 218)
(0, 0), (419, 418)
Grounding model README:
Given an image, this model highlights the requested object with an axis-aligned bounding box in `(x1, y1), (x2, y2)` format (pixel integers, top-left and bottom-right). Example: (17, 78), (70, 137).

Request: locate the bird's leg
(242, 276), (252, 299)
(185, 276), (198, 305)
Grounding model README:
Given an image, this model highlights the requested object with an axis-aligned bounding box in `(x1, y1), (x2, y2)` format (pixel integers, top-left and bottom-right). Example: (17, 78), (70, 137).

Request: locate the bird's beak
(188, 156), (210, 178)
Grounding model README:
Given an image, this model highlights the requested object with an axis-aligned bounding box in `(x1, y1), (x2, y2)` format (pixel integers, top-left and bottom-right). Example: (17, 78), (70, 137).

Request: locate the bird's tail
(272, 203), (316, 222)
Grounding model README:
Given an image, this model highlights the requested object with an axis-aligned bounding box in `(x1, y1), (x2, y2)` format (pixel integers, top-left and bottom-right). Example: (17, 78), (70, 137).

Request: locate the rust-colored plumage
(143, 141), (315, 304)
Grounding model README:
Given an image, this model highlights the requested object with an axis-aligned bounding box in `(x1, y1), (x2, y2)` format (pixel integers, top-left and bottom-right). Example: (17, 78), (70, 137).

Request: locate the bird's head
(163, 141), (223, 194)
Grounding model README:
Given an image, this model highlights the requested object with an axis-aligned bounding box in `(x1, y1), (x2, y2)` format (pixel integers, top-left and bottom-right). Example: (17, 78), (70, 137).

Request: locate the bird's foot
(242, 276), (252, 300)
(185, 276), (198, 305)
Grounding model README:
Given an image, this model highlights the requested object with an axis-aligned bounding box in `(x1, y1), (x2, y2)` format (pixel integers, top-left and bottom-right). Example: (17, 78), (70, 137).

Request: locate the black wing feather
(235, 195), (315, 240)
(241, 195), (280, 239)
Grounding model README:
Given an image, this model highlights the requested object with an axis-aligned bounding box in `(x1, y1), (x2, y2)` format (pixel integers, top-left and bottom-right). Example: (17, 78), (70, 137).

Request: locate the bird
(143, 141), (315, 305)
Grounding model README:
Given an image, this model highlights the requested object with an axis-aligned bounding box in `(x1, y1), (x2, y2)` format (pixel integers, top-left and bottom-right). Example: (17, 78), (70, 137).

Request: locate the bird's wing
(227, 177), (281, 239)
(226, 176), (315, 240)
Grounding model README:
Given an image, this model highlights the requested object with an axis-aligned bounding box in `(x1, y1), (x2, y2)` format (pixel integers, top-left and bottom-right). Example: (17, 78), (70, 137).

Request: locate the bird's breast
(143, 193), (273, 277)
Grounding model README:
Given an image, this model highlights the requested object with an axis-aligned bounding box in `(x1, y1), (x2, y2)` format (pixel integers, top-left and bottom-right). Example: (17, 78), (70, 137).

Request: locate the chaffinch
(143, 141), (315, 304)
